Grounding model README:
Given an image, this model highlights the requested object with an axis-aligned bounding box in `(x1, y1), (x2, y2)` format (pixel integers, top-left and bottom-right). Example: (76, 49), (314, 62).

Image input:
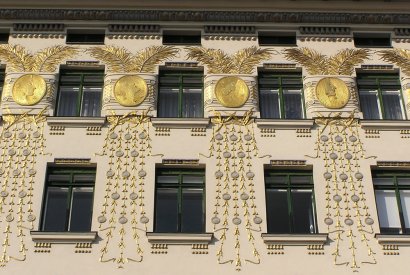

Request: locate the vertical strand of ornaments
(0, 110), (48, 267)
(209, 110), (262, 271)
(96, 110), (151, 267)
(312, 112), (376, 271)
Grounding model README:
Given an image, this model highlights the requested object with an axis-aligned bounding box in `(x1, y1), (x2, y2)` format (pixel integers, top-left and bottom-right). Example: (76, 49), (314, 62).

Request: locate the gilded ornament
(114, 75), (148, 107)
(324, 217), (333, 225)
(253, 216), (262, 224)
(240, 193), (249, 200)
(232, 217), (242, 225)
(365, 217), (374, 225)
(222, 193), (231, 200)
(243, 134), (252, 141)
(215, 133), (223, 140)
(215, 76), (249, 108)
(32, 131), (41, 138)
(140, 216), (149, 224)
(12, 74), (47, 106)
(246, 171), (255, 179)
(4, 131), (12, 138)
(211, 216), (221, 224)
(315, 77), (350, 109)
(237, 151), (245, 158)
(27, 214), (36, 222)
(349, 135), (357, 142)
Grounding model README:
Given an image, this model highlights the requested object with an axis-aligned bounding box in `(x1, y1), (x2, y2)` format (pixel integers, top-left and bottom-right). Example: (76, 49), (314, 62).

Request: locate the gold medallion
(315, 77), (350, 109)
(114, 75), (148, 107)
(12, 74), (47, 106)
(215, 76), (249, 108)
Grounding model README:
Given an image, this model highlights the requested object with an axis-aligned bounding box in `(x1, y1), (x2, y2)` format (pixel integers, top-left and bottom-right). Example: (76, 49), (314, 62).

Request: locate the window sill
(256, 119), (314, 129)
(151, 118), (210, 129)
(30, 231), (98, 244)
(146, 232), (213, 244)
(47, 117), (106, 127)
(360, 120), (410, 130)
(375, 234), (410, 245)
(261, 233), (328, 245)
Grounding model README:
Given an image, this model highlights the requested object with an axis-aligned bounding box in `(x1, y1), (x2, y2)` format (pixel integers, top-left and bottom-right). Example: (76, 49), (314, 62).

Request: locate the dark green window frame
(56, 70), (104, 117)
(264, 170), (317, 234)
(157, 70), (204, 118)
(154, 168), (205, 233)
(373, 171), (410, 234)
(357, 74), (406, 120)
(41, 167), (96, 232)
(258, 73), (305, 119)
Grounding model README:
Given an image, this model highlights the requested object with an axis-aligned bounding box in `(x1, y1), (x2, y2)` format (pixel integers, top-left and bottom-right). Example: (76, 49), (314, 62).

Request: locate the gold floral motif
(214, 76), (249, 107)
(114, 75), (148, 107)
(315, 77), (350, 109)
(12, 74), (46, 106)
(378, 49), (410, 76)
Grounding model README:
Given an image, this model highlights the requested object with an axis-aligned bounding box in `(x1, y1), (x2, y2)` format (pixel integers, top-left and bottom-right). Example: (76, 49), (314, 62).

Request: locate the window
(258, 73), (304, 119)
(357, 74), (405, 120)
(0, 31), (9, 44)
(373, 171), (410, 234)
(41, 167), (96, 232)
(162, 31), (201, 45)
(56, 70), (104, 117)
(265, 170), (317, 234)
(66, 30), (105, 44)
(258, 32), (296, 46)
(0, 69), (5, 100)
(154, 169), (205, 233)
(157, 70), (203, 118)
(354, 33), (391, 48)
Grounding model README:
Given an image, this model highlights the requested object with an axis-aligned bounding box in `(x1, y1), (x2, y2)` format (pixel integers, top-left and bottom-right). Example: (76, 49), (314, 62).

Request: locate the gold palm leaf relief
(327, 48), (370, 75)
(185, 47), (232, 74)
(31, 45), (79, 72)
(231, 46), (274, 74)
(379, 49), (410, 76)
(131, 45), (180, 73)
(283, 47), (328, 75)
(0, 44), (33, 72)
(86, 46), (133, 73)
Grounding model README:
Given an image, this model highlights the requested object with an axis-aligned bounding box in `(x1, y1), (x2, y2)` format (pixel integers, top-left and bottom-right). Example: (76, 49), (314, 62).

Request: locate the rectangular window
(357, 74), (405, 120)
(56, 70), (104, 117)
(0, 69), (5, 100)
(258, 32), (296, 46)
(0, 31), (9, 44)
(373, 171), (410, 234)
(41, 167), (96, 232)
(265, 170), (317, 234)
(66, 30), (105, 45)
(154, 169), (205, 233)
(158, 70), (203, 118)
(258, 73), (304, 119)
(354, 33), (391, 48)
(162, 31), (201, 45)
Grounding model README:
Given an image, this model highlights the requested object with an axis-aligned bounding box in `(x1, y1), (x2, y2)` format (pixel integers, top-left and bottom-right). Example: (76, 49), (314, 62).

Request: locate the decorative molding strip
(54, 158), (92, 165)
(191, 127), (206, 136)
(296, 128), (312, 138)
(307, 244), (325, 255)
(11, 33), (64, 39)
(267, 244), (284, 255)
(394, 28), (410, 36)
(13, 23), (65, 32)
(30, 231), (98, 244)
(146, 233), (213, 244)
(151, 118), (210, 129)
(164, 62), (199, 68)
(162, 159), (200, 165)
(393, 38), (410, 43)
(299, 26), (350, 35)
(204, 35), (256, 41)
(34, 242), (51, 253)
(256, 119), (314, 129)
(2, 10), (410, 25)
(47, 116), (106, 127)
(204, 25), (255, 34)
(270, 160), (307, 167)
(361, 64), (394, 71)
(299, 37), (352, 42)
(361, 120), (410, 130)
(261, 233), (328, 246)
(108, 24), (160, 33)
(377, 161), (410, 168)
(191, 244), (209, 254)
(375, 234), (410, 255)
(263, 63), (297, 70)
(66, 60), (100, 67)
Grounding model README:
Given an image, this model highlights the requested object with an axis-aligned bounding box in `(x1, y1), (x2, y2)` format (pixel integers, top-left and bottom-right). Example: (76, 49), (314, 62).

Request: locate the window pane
(373, 177), (394, 185)
(260, 89), (280, 119)
(155, 188), (179, 232)
(290, 176), (311, 185)
(81, 86), (102, 117)
(181, 189), (204, 233)
(398, 178), (410, 185)
(400, 190), (410, 230)
(266, 189), (290, 233)
(375, 190), (401, 233)
(69, 187), (94, 231)
(43, 187), (69, 231)
(381, 91), (403, 120)
(265, 176), (286, 185)
(182, 88), (202, 118)
(48, 174), (71, 183)
(291, 189), (315, 233)
(360, 91), (381, 119)
(283, 90), (302, 119)
(182, 175), (204, 185)
(158, 88), (179, 117)
(157, 176), (179, 185)
(57, 87), (79, 116)
(73, 174), (96, 183)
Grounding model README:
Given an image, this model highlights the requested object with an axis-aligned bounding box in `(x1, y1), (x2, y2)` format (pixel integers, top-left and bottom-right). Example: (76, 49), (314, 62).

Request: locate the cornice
(0, 10), (410, 25)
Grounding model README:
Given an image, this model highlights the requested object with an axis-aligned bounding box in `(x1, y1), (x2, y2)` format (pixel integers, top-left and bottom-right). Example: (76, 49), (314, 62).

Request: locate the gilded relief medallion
(114, 75), (148, 107)
(214, 76), (249, 108)
(315, 77), (350, 109)
(12, 74), (47, 106)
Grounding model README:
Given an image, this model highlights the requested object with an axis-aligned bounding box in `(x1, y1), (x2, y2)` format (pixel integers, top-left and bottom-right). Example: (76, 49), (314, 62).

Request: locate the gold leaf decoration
(378, 49), (410, 76)
(186, 46), (274, 74)
(31, 45), (79, 72)
(87, 45), (179, 73)
(283, 48), (370, 76)
(0, 44), (79, 72)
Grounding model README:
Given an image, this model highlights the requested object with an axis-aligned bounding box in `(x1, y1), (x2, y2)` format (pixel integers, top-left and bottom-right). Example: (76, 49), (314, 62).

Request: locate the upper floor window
(0, 30), (9, 44)
(162, 31), (201, 45)
(66, 30), (105, 45)
(265, 170), (317, 234)
(258, 73), (304, 119)
(41, 166), (96, 232)
(258, 32), (296, 46)
(56, 70), (104, 117)
(373, 171), (410, 234)
(357, 74), (405, 120)
(354, 33), (391, 48)
(154, 168), (205, 233)
(157, 70), (203, 118)
(0, 69), (5, 100)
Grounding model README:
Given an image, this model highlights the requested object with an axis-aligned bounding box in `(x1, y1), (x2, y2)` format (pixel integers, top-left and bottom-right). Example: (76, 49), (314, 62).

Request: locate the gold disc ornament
(12, 74), (47, 106)
(214, 76), (249, 108)
(114, 75), (148, 107)
(315, 77), (350, 109)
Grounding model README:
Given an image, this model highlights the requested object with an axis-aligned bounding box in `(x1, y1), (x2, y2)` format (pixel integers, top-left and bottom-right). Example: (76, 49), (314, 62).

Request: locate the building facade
(0, 1), (410, 274)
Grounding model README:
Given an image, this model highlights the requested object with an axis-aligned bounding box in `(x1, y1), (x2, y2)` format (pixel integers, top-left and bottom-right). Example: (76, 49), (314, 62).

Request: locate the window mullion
(78, 73), (85, 116)
(286, 175), (294, 233)
(394, 177), (407, 233)
(178, 75), (183, 118)
(377, 78), (386, 119)
(279, 76), (285, 119)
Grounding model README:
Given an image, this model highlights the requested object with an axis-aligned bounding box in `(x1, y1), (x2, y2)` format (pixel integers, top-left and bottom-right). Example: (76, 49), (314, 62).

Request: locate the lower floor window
(265, 170), (317, 234)
(373, 171), (410, 234)
(41, 167), (96, 232)
(154, 169), (205, 233)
